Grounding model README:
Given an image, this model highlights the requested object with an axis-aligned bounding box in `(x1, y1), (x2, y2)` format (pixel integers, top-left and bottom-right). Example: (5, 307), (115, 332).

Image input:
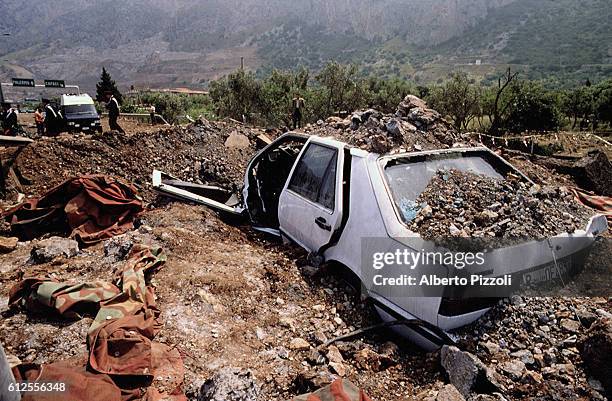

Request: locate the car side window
(288, 143), (337, 210)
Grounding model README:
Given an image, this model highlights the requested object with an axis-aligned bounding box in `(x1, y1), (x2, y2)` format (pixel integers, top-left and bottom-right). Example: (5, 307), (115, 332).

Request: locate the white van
(60, 94), (102, 133)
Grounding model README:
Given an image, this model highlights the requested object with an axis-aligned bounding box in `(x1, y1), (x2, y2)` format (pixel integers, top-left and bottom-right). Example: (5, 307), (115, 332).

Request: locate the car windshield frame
(377, 148), (530, 227)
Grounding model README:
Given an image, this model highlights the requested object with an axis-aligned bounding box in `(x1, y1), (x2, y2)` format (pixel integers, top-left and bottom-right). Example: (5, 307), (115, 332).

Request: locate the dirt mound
(409, 169), (592, 240)
(304, 95), (465, 154)
(12, 120), (264, 202)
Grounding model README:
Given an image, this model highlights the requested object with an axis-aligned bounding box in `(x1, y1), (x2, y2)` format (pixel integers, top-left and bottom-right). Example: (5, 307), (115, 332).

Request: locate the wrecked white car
(154, 133), (608, 348)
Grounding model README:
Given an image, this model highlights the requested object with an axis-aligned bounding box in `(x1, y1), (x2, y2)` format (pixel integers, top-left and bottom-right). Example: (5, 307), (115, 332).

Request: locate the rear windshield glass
(384, 154), (504, 223)
(64, 104), (97, 114)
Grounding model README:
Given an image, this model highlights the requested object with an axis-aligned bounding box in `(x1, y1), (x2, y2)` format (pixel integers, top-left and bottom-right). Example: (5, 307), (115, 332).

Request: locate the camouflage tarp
(9, 245), (186, 401)
(290, 379), (373, 401)
(1, 175), (143, 245)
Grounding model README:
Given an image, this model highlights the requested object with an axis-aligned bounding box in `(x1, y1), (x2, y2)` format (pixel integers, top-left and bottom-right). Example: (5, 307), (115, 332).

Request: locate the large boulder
(579, 318), (611, 398)
(440, 346), (501, 398)
(572, 150), (612, 196)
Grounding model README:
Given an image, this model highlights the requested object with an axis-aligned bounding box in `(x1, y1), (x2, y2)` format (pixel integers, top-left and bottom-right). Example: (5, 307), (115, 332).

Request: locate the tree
(209, 69), (262, 122)
(315, 62), (361, 116)
(489, 68), (518, 135)
(561, 86), (593, 129)
(95, 67), (123, 103)
(427, 73), (481, 131)
(503, 81), (562, 133)
(593, 78), (612, 126)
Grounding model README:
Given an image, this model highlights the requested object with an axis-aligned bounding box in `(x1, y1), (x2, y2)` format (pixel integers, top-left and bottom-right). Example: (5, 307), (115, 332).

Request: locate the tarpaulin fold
(289, 379), (373, 401)
(571, 187), (612, 224)
(1, 175), (143, 245)
(9, 245), (186, 401)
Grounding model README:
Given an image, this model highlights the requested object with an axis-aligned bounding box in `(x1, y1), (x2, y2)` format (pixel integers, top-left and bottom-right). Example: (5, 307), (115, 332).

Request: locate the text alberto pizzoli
(371, 249), (512, 287)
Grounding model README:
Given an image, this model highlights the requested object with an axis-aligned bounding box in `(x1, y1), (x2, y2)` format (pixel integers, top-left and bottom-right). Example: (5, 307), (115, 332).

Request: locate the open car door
(152, 170), (243, 215)
(278, 138), (345, 252)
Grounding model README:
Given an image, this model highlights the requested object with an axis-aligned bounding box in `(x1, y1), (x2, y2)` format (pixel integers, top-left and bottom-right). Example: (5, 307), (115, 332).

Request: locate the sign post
(44, 79), (65, 88)
(11, 78), (35, 87)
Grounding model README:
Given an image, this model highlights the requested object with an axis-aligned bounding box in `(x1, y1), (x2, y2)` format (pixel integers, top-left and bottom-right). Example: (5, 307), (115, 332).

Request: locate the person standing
(149, 104), (156, 125)
(42, 98), (59, 136)
(1, 102), (18, 136)
(292, 93), (305, 130)
(105, 91), (124, 133)
(34, 107), (45, 136)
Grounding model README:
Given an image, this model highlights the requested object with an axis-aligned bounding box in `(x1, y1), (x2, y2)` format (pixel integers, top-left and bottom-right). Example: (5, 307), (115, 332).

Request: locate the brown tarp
(13, 359), (122, 401)
(289, 379), (373, 401)
(1, 175), (143, 244)
(571, 187), (612, 224)
(9, 245), (186, 401)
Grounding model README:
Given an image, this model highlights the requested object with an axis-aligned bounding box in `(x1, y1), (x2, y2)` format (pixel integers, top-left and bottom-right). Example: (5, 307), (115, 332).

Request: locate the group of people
(0, 91), (124, 137)
(2, 98), (64, 137)
(1, 102), (19, 135)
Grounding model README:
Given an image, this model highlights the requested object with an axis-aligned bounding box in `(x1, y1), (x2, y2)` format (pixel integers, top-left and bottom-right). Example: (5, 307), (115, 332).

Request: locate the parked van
(60, 94), (102, 133)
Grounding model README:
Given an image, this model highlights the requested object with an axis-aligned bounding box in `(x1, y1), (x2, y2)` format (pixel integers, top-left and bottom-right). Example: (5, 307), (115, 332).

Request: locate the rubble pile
(10, 119), (264, 202)
(304, 95), (463, 154)
(448, 296), (612, 401)
(409, 169), (592, 240)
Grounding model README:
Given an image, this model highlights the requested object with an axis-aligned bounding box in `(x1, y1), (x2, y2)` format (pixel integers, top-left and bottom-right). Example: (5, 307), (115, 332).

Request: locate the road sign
(44, 79), (65, 88)
(11, 78), (35, 87)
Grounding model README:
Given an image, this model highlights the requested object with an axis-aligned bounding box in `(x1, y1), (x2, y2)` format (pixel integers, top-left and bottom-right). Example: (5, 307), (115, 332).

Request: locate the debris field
(0, 95), (611, 401)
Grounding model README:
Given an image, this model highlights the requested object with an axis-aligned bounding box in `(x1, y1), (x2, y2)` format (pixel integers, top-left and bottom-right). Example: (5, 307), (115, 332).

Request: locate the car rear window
(384, 154), (504, 223)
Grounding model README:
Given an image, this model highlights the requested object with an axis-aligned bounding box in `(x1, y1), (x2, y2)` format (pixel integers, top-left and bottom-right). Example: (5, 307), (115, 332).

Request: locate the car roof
(60, 94), (94, 106)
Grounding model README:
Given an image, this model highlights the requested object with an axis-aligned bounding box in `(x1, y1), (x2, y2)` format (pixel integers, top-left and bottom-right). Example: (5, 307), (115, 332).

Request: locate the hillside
(421, 0), (612, 85)
(0, 0), (610, 90)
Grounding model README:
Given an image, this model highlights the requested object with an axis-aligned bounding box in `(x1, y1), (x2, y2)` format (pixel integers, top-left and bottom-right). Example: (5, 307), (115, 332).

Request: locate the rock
(380, 341), (399, 359)
(295, 370), (335, 389)
(576, 309), (598, 328)
(572, 150), (612, 196)
(509, 349), (534, 365)
(198, 368), (259, 401)
(560, 318), (581, 333)
(353, 347), (396, 372)
(522, 370), (543, 385)
(436, 384), (465, 401)
(289, 338), (310, 351)
(468, 394), (508, 401)
(0, 236), (18, 253)
(397, 95), (428, 113)
(385, 119), (404, 139)
(276, 347), (289, 359)
(328, 361), (346, 377)
(499, 360), (525, 380)
(103, 235), (134, 261)
(224, 131), (250, 149)
(481, 341), (500, 355)
(312, 330), (328, 345)
(30, 236), (79, 263)
(440, 346), (498, 397)
(542, 363), (576, 384)
(579, 318), (611, 397)
(326, 345), (344, 364)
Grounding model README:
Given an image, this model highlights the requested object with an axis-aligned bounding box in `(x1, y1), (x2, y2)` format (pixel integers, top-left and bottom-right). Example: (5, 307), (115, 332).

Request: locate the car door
(278, 139), (343, 252)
